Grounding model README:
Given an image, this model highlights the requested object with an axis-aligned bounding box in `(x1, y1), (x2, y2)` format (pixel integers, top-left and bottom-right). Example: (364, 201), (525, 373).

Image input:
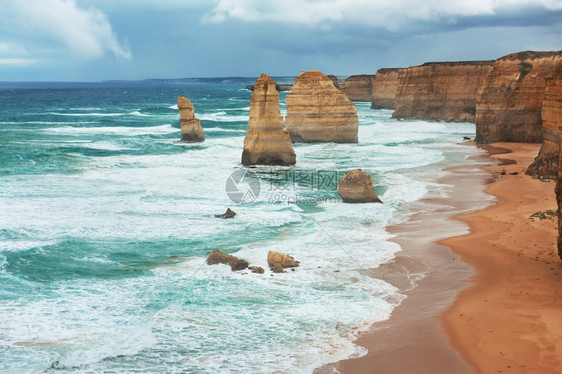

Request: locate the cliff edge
(392, 61), (493, 122)
(476, 51), (562, 144)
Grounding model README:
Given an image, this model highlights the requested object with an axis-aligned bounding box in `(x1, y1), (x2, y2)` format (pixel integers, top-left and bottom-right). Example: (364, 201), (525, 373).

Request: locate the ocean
(1, 80), (484, 373)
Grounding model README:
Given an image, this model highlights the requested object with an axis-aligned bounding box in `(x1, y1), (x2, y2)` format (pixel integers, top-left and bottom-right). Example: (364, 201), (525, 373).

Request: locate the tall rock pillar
(178, 95), (205, 142)
(241, 74), (296, 166)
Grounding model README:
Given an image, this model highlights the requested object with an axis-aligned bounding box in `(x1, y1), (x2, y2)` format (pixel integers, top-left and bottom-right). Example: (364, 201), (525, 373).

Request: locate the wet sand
(317, 142), (562, 373)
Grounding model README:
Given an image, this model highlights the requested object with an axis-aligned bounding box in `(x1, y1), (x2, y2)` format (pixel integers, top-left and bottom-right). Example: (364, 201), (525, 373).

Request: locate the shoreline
(318, 142), (561, 373)
(441, 142), (562, 372)
(317, 142), (497, 373)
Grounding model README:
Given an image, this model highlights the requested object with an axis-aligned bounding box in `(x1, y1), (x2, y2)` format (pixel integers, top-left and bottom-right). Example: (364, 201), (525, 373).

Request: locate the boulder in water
(337, 169), (382, 203)
(206, 249), (249, 271)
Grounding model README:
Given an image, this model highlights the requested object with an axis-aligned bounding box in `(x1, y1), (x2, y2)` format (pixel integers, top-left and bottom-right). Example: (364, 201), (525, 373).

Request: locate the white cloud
(203, 0), (562, 29)
(0, 58), (41, 66)
(5, 0), (131, 60)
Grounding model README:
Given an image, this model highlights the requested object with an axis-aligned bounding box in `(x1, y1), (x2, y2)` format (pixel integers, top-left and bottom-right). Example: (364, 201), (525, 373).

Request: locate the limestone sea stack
(178, 95), (204, 142)
(337, 169), (382, 203)
(392, 61), (494, 122)
(371, 68), (401, 110)
(527, 61), (562, 178)
(341, 75), (375, 102)
(476, 51), (562, 144)
(241, 74), (296, 166)
(286, 70), (359, 143)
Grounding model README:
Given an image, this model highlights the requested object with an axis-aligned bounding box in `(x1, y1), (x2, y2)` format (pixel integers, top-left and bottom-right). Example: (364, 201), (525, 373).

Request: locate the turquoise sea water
(1, 81), (481, 373)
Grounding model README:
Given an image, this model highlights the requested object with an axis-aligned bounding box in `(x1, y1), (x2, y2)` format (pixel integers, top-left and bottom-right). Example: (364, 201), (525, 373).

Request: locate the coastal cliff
(285, 70), (358, 143)
(242, 74), (296, 166)
(558, 134), (562, 259)
(527, 62), (562, 178)
(371, 68), (401, 110)
(475, 51), (562, 143)
(341, 75), (375, 101)
(392, 61), (493, 122)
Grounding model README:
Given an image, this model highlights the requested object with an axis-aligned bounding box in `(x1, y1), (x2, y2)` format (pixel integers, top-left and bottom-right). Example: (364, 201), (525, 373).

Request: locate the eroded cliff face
(178, 95), (204, 142)
(286, 70), (358, 143)
(527, 62), (562, 178)
(475, 51), (562, 144)
(371, 68), (401, 110)
(392, 61), (494, 122)
(242, 74), (296, 166)
(555, 131), (562, 259)
(341, 75), (375, 101)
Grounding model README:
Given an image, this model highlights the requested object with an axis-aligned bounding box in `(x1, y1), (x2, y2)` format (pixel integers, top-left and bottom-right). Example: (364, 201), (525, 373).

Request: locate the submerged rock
(215, 208), (236, 219)
(337, 169), (382, 203)
(267, 251), (299, 273)
(248, 266), (265, 274)
(178, 95), (205, 142)
(206, 249), (248, 271)
(242, 74), (296, 166)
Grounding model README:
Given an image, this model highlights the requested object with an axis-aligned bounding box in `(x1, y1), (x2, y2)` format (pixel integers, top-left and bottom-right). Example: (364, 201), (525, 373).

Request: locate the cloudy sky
(1, 0), (561, 81)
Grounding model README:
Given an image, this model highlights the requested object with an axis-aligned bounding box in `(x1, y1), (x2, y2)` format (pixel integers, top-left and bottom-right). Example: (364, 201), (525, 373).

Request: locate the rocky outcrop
(337, 169), (382, 203)
(248, 266), (265, 274)
(392, 61), (494, 122)
(371, 68), (401, 110)
(267, 251), (299, 273)
(215, 208), (236, 219)
(242, 74), (296, 166)
(178, 95), (205, 142)
(206, 249), (249, 271)
(285, 70), (358, 143)
(341, 75), (375, 101)
(476, 51), (562, 144)
(527, 62), (562, 178)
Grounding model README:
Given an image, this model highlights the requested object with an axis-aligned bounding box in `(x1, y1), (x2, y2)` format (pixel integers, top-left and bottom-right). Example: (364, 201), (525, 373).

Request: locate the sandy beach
(442, 143), (562, 373)
(319, 142), (562, 373)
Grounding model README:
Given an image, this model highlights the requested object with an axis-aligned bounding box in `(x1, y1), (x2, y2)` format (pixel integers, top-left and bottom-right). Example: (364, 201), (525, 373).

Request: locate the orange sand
(442, 142), (562, 373)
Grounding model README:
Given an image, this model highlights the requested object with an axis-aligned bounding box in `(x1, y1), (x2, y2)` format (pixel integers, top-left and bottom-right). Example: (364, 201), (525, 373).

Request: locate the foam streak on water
(0, 83), (485, 373)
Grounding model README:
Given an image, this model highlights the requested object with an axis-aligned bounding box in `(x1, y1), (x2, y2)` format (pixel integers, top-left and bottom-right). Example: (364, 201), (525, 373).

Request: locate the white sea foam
(203, 127), (245, 133)
(0, 121), (99, 125)
(0, 240), (58, 253)
(80, 141), (132, 151)
(51, 112), (125, 117)
(43, 124), (177, 136)
(199, 111), (249, 122)
(129, 110), (150, 117)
